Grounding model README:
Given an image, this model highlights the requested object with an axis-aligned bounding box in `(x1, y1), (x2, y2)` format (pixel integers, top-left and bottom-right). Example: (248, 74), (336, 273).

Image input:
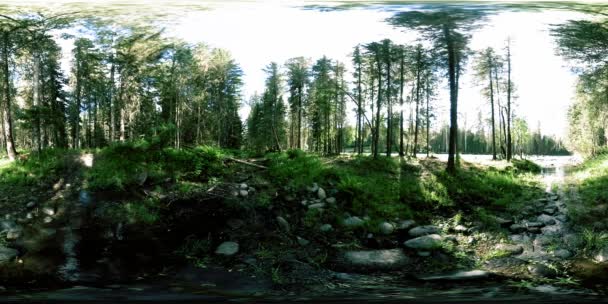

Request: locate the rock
(494, 216), (513, 227)
(239, 190), (248, 197)
(540, 225), (561, 236)
(335, 249), (409, 272)
(549, 194), (559, 201)
(404, 234), (443, 250)
(326, 197), (336, 204)
(534, 235), (554, 247)
(418, 270), (490, 281)
(553, 249), (572, 259)
(26, 213), (34, 220)
(525, 221), (544, 228)
(379, 222), (395, 235)
(43, 216), (53, 224)
(555, 214), (568, 222)
(510, 234), (524, 242)
(509, 224), (526, 233)
(333, 272), (353, 281)
(0, 220), (16, 231)
(397, 220), (416, 230)
(6, 228), (21, 240)
(563, 233), (582, 249)
(495, 243), (524, 256)
(26, 201), (36, 208)
(276, 216), (290, 232)
(42, 207), (55, 216)
(215, 242), (239, 256)
(594, 247), (608, 263)
(296, 237), (310, 246)
(528, 227), (541, 234)
(444, 235), (458, 243)
(528, 263), (557, 278)
(537, 214), (556, 226)
(308, 203), (326, 210)
(227, 219), (245, 230)
(240, 183), (248, 190)
(343, 216), (365, 228)
(320, 224), (333, 232)
(408, 225), (440, 237)
(453, 225), (468, 234)
(308, 183), (319, 193)
(317, 188), (327, 200)
(466, 236), (477, 245)
(0, 246), (17, 264)
(300, 200), (308, 206)
(231, 190), (239, 197)
(543, 206), (558, 215)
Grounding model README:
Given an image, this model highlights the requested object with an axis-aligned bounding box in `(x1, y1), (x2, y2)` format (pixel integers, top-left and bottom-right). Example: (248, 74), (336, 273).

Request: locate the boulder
(543, 206), (558, 215)
(453, 225), (468, 234)
(495, 243), (524, 256)
(276, 216), (290, 232)
(525, 221), (544, 228)
(494, 216), (513, 227)
(239, 190), (248, 197)
(563, 233), (582, 249)
(528, 263), (557, 278)
(408, 225), (440, 237)
(326, 197), (336, 204)
(317, 188), (327, 200)
(537, 214), (556, 226)
(404, 234), (443, 250)
(42, 207), (55, 216)
(308, 203), (326, 210)
(26, 201), (36, 209)
(0, 246), (17, 264)
(594, 247), (608, 263)
(308, 183), (319, 193)
(343, 216), (365, 228)
(397, 220), (416, 231)
(239, 183), (248, 190)
(334, 249), (409, 272)
(379, 222), (395, 235)
(417, 270), (490, 281)
(215, 242), (239, 256)
(6, 228), (22, 240)
(509, 224), (526, 233)
(553, 249), (572, 259)
(320, 224), (333, 232)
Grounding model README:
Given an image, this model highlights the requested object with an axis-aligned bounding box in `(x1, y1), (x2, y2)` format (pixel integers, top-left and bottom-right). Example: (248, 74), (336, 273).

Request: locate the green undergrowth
(265, 150), (543, 226)
(86, 139), (226, 190)
(567, 153), (608, 229)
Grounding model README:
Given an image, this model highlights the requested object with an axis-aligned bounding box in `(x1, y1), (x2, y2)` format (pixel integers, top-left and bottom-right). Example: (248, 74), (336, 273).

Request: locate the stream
(3, 155), (605, 303)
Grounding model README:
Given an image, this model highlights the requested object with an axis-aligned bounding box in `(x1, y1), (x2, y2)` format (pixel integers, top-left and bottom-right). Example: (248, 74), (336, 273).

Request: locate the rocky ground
(0, 154), (607, 301)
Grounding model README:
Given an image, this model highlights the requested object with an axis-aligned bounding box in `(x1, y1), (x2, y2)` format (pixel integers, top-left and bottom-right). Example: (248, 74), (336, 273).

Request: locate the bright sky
(166, 2), (587, 138)
(41, 1), (591, 138)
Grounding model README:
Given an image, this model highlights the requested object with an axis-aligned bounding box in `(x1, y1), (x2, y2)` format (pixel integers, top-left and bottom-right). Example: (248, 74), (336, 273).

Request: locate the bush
(511, 159), (541, 174)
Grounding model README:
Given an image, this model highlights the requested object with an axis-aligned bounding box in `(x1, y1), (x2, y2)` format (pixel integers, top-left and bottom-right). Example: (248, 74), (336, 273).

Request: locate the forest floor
(0, 144), (607, 301)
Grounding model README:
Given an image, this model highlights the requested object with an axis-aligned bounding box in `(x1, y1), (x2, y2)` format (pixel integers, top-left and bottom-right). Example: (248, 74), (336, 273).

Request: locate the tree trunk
(506, 41), (513, 161)
(374, 51), (382, 159)
(33, 52), (41, 153)
(413, 47), (422, 158)
(1, 32), (17, 160)
(399, 50), (405, 157)
(489, 54), (497, 160)
(444, 25), (458, 173)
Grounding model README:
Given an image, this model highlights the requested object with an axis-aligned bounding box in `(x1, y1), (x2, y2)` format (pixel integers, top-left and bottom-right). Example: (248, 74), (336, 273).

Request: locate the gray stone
(594, 247), (608, 263)
(301, 200), (308, 206)
(26, 201), (36, 208)
(326, 197), (336, 204)
(6, 228), (21, 240)
(543, 206), (558, 215)
(494, 216), (513, 227)
(528, 227), (541, 234)
(343, 216), (365, 228)
(549, 194), (559, 201)
(397, 220), (416, 230)
(320, 224), (333, 232)
(239, 189), (249, 197)
(467, 236), (477, 245)
(215, 241), (239, 256)
(534, 235), (554, 247)
(510, 234), (524, 242)
(444, 235), (458, 243)
(296, 236), (310, 246)
(0, 220), (16, 231)
(42, 207), (55, 216)
(404, 234), (443, 250)
(409, 225), (440, 237)
(227, 219), (245, 230)
(555, 214), (568, 222)
(495, 243), (524, 256)
(563, 233), (582, 249)
(417, 251), (431, 257)
(379, 222), (395, 235)
(509, 224), (526, 233)
(43, 216), (53, 224)
(540, 225), (561, 236)
(553, 249), (572, 259)
(453, 225), (468, 234)
(335, 249), (409, 272)
(537, 214), (556, 226)
(418, 270), (490, 281)
(525, 221), (544, 228)
(528, 263), (557, 278)
(239, 183), (248, 190)
(0, 246), (17, 264)
(317, 188), (327, 200)
(308, 183), (319, 193)
(308, 203), (326, 210)
(276, 216), (290, 232)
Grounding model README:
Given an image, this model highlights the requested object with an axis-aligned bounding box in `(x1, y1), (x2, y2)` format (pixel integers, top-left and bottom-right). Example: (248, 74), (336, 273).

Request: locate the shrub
(512, 159), (542, 174)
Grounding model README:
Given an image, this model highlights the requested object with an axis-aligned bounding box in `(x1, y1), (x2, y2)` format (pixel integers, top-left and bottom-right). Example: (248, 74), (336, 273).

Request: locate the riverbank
(0, 143), (604, 301)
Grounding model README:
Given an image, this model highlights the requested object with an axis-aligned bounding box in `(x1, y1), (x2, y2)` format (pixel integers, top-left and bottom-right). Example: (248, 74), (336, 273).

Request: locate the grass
(567, 153), (608, 230)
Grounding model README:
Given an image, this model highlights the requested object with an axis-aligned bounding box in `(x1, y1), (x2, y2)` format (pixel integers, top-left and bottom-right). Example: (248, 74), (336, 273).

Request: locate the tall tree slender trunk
(425, 72), (430, 157)
(444, 25), (458, 173)
(413, 47), (422, 158)
(488, 54), (497, 160)
(385, 46), (392, 157)
(506, 40), (513, 161)
(374, 50), (382, 159)
(399, 50), (405, 157)
(1, 32), (17, 160)
(33, 51), (41, 153)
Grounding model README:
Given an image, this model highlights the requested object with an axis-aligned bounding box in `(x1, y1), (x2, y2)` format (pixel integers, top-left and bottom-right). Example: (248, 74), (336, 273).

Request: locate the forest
(0, 1), (607, 302)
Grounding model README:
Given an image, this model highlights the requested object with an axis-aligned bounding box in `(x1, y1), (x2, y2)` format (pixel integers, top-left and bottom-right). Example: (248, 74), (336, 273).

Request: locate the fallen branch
(225, 157), (268, 169)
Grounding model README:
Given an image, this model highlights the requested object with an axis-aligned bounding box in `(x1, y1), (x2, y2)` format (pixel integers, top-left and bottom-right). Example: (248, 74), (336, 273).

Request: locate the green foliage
(0, 149), (71, 186)
(581, 228), (608, 253)
(86, 140), (226, 190)
(511, 159), (541, 174)
(266, 152), (327, 190)
(100, 198), (161, 224)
